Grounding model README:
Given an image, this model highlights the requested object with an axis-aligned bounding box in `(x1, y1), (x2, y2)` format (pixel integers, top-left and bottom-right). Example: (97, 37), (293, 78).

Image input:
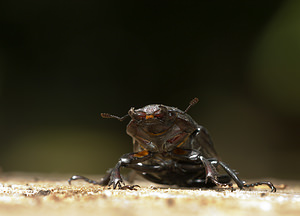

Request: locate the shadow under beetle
(69, 98), (276, 192)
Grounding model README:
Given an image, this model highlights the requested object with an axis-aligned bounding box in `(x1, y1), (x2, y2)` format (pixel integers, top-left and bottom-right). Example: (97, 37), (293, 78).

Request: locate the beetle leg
(109, 162), (125, 189)
(108, 151), (153, 189)
(68, 151), (153, 189)
(68, 168), (112, 186)
(243, 181), (276, 192)
(198, 156), (233, 189)
(119, 185), (141, 190)
(218, 161), (276, 192)
(169, 149), (232, 189)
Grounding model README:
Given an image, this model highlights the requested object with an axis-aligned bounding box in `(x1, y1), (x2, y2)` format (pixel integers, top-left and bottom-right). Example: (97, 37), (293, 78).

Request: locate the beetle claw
(120, 185), (140, 190)
(108, 177), (124, 189)
(206, 175), (233, 190)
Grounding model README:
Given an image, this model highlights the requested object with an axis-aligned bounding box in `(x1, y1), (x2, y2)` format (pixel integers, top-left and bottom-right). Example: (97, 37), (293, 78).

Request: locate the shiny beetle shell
(69, 98), (276, 192)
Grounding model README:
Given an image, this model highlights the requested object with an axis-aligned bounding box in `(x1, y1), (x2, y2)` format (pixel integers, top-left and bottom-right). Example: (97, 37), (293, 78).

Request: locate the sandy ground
(0, 172), (299, 216)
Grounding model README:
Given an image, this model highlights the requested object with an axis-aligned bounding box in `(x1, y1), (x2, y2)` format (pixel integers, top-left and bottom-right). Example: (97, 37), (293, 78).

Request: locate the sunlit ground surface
(0, 173), (299, 216)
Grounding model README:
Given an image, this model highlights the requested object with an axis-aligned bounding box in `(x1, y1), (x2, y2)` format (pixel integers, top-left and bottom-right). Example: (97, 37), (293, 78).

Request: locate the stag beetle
(69, 98), (276, 192)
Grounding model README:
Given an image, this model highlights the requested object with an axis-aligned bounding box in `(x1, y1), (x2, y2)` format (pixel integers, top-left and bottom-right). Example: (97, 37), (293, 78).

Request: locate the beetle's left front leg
(199, 156), (232, 188)
(109, 150), (153, 189)
(218, 161), (276, 192)
(170, 148), (232, 189)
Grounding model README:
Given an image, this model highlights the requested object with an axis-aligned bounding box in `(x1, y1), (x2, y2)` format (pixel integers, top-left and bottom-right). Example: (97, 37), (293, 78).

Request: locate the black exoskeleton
(69, 98), (276, 192)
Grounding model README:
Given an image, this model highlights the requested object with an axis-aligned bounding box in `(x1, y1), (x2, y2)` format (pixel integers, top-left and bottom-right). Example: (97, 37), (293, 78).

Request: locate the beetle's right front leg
(109, 150), (153, 189)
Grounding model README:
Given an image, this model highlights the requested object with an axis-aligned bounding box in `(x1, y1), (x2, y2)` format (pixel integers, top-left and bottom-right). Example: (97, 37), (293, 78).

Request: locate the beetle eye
(136, 112), (146, 120)
(155, 114), (163, 118)
(153, 110), (164, 119)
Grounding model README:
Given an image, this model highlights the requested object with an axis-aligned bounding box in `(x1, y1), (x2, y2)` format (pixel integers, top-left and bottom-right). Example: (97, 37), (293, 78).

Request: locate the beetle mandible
(69, 98), (276, 192)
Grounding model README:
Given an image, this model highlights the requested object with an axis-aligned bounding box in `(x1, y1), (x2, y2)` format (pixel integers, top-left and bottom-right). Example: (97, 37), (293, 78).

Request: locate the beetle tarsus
(108, 175), (124, 189)
(120, 185), (140, 190)
(68, 169), (112, 186)
(68, 175), (104, 185)
(107, 151), (153, 189)
(217, 161), (276, 192)
(243, 181), (276, 192)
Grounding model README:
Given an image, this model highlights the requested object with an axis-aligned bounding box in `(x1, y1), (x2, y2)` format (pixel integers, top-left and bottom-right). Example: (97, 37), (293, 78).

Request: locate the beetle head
(128, 104), (176, 126)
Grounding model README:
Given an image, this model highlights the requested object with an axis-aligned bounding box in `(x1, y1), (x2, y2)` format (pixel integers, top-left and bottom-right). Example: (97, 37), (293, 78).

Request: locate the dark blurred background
(1, 0), (300, 180)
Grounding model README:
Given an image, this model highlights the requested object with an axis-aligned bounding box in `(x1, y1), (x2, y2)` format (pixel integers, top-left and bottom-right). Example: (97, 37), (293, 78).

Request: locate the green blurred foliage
(250, 0), (300, 117)
(1, 0), (299, 180)
(1, 127), (128, 173)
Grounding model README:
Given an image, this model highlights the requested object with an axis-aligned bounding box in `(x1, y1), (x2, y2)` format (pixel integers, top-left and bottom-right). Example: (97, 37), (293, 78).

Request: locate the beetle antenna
(184, 97), (199, 113)
(101, 113), (129, 121)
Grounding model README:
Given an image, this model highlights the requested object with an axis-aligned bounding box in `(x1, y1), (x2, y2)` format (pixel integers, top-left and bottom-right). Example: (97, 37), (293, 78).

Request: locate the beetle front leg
(198, 156), (233, 189)
(68, 168), (112, 186)
(169, 149), (232, 189)
(108, 150), (153, 189)
(218, 161), (276, 192)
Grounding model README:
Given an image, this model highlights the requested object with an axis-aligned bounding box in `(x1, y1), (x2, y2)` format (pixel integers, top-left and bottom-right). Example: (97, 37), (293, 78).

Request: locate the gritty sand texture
(0, 173), (299, 216)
